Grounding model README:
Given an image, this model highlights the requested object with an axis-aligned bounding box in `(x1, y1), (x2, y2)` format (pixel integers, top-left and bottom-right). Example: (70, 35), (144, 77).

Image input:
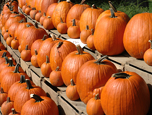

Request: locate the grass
(71, 0), (151, 18)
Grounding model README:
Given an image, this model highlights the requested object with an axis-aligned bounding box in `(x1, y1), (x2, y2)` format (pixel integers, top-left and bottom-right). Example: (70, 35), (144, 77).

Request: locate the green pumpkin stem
(43, 13), (46, 16)
(149, 40), (152, 49)
(110, 8), (116, 18)
(46, 55), (49, 63)
(70, 79), (75, 86)
(80, 0), (86, 4)
(8, 58), (14, 67)
(34, 22), (39, 28)
(19, 19), (24, 23)
(4, 56), (9, 64)
(26, 79), (34, 89)
(95, 94), (99, 100)
(56, 66), (60, 71)
(2, 52), (7, 58)
(42, 35), (47, 41)
(19, 75), (26, 83)
(91, 29), (94, 35)
(6, 30), (8, 32)
(76, 45), (83, 55)
(6, 97), (11, 103)
(57, 41), (63, 48)
(13, 63), (20, 73)
(11, 108), (18, 114)
(108, 1), (117, 12)
(32, 7), (36, 10)
(72, 19), (76, 26)
(30, 94), (44, 102)
(60, 17), (64, 23)
(92, 4), (97, 9)
(26, 24), (31, 27)
(112, 72), (131, 79)
(34, 49), (38, 55)
(86, 25), (89, 30)
(25, 45), (29, 50)
(39, 10), (41, 13)
(94, 55), (108, 64)
(1, 87), (5, 93)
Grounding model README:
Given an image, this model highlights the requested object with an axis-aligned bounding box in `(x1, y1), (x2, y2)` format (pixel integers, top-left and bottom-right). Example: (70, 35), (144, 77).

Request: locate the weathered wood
(20, 58), (32, 71)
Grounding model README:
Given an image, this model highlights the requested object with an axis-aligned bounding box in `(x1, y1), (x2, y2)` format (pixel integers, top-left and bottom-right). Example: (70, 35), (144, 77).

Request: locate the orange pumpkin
(0, 88), (7, 107)
(144, 40), (152, 66)
(43, 16), (54, 30)
(80, 25), (91, 44)
(31, 49), (39, 67)
(86, 29), (96, 50)
(29, 8), (38, 19)
(39, 13), (46, 25)
(11, 37), (19, 50)
(46, 3), (58, 17)
(21, 45), (32, 62)
(57, 17), (68, 34)
(35, 10), (42, 22)
(8, 108), (20, 115)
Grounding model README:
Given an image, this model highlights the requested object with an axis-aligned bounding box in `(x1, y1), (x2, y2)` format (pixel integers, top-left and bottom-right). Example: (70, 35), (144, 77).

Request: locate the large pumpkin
(79, 4), (104, 31)
(76, 56), (117, 104)
(50, 41), (77, 70)
(52, 0), (73, 28)
(123, 12), (152, 59)
(21, 94), (59, 115)
(101, 72), (150, 115)
(46, 3), (58, 17)
(66, 0), (90, 28)
(61, 45), (94, 86)
(94, 8), (127, 55)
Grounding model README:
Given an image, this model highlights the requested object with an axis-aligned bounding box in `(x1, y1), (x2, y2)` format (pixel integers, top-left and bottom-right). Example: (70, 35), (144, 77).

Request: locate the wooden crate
(125, 59), (152, 84)
(12, 49), (20, 64)
(20, 58), (32, 71)
(0, 35), (7, 48)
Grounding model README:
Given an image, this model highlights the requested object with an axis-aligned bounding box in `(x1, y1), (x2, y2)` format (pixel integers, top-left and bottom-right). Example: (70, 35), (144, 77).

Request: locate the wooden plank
(58, 92), (87, 115)
(12, 49), (20, 64)
(6, 45), (14, 55)
(20, 58), (32, 71)
(1, 35), (7, 47)
(30, 65), (43, 77)
(125, 64), (152, 84)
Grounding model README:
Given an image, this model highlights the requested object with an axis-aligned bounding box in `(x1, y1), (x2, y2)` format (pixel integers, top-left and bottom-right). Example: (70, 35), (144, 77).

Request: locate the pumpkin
(66, 79), (79, 101)
(37, 34), (62, 67)
(50, 41), (77, 70)
(76, 56), (117, 104)
(1, 63), (29, 93)
(30, 8), (38, 19)
(123, 12), (152, 59)
(6, 34), (14, 46)
(0, 42), (6, 50)
(101, 72), (150, 115)
(24, 5), (32, 15)
(21, 94), (59, 115)
(35, 10), (42, 22)
(31, 34), (47, 56)
(18, 45), (22, 53)
(49, 66), (64, 87)
(94, 8), (127, 55)
(14, 79), (46, 113)
(11, 37), (19, 50)
(35, 0), (43, 11)
(2, 27), (6, 36)
(144, 40), (152, 66)
(1, 97), (14, 115)
(86, 94), (104, 115)
(21, 45), (32, 62)
(40, 13), (46, 25)
(1, 11), (12, 27)
(96, 1), (130, 25)
(22, 4), (28, 13)
(79, 4), (104, 31)
(52, 0), (73, 28)
(67, 19), (80, 39)
(18, 0), (26, 8)
(41, 0), (58, 14)
(61, 45), (94, 86)
(46, 2), (58, 17)
(43, 16), (54, 30)
(87, 29), (95, 50)
(0, 52), (11, 65)
(80, 25), (91, 44)
(31, 49), (39, 67)
(3, 30), (9, 40)
(0, 50), (11, 57)
(0, 88), (7, 107)
(9, 108), (20, 115)
(41, 56), (52, 78)
(66, 0), (90, 28)
(57, 17), (68, 34)
(20, 23), (48, 51)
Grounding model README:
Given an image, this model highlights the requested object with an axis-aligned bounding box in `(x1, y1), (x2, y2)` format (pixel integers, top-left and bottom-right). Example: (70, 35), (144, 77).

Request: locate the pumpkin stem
(60, 17), (64, 23)
(46, 55), (49, 63)
(4, 56), (9, 64)
(57, 41), (63, 49)
(39, 10), (41, 13)
(110, 8), (116, 18)
(26, 24), (31, 27)
(91, 29), (94, 35)
(19, 75), (26, 83)
(108, 1), (117, 12)
(76, 45), (83, 55)
(34, 22), (39, 28)
(149, 40), (152, 49)
(19, 19), (24, 23)
(51, 34), (57, 41)
(48, 16), (51, 19)
(30, 94), (44, 102)
(13, 63), (20, 73)
(70, 79), (75, 86)
(8, 58), (14, 67)
(66, 0), (71, 3)
(112, 72), (131, 79)
(80, 0), (86, 4)
(1, 87), (5, 93)
(32, 7), (36, 10)
(42, 34), (47, 41)
(11, 108), (18, 114)
(85, 25), (89, 30)
(55, 66), (60, 71)
(34, 49), (38, 55)
(43, 13), (46, 16)
(92, 4), (97, 9)
(25, 45), (29, 50)
(72, 19), (76, 26)
(26, 79), (34, 89)
(6, 97), (11, 103)
(58, 0), (61, 3)
(95, 94), (99, 100)
(6, 30), (8, 32)
(2, 52), (7, 58)
(94, 55), (108, 64)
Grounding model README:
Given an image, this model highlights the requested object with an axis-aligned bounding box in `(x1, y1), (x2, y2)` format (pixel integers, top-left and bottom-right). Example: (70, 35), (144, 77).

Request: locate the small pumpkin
(57, 17), (68, 34)
(3, 30), (9, 40)
(30, 8), (38, 19)
(40, 13), (46, 25)
(0, 87), (7, 107)
(144, 40), (152, 66)
(31, 49), (39, 67)
(35, 10), (42, 22)
(80, 25), (91, 44)
(43, 16), (54, 30)
(46, 2), (58, 17)
(11, 37), (19, 50)
(6, 34), (14, 46)
(9, 108), (20, 115)
(49, 66), (64, 87)
(41, 55), (52, 78)
(86, 94), (104, 115)
(24, 5), (32, 15)
(21, 94), (59, 115)
(86, 29), (95, 50)
(67, 19), (80, 39)
(66, 79), (79, 101)
(21, 45), (32, 62)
